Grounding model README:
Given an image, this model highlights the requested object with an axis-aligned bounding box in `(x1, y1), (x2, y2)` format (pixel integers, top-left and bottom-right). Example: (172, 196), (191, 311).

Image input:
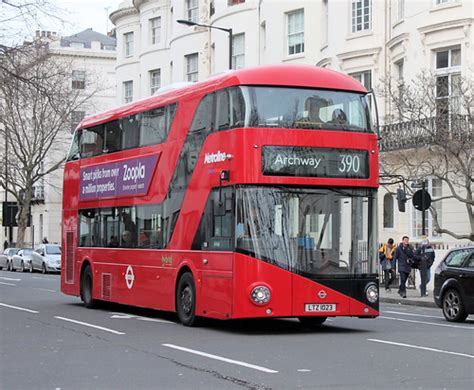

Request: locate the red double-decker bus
(61, 64), (380, 326)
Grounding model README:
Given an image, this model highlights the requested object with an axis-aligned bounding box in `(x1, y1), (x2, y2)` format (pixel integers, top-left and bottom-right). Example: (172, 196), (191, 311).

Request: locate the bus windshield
(243, 86), (372, 133)
(235, 186), (377, 276)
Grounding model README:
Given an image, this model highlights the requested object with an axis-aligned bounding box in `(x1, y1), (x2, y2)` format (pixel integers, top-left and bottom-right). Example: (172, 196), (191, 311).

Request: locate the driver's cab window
(192, 187), (234, 251)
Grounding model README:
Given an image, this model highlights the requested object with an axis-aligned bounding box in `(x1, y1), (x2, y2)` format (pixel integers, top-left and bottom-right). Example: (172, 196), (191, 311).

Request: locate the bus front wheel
(299, 316), (327, 328)
(80, 265), (96, 309)
(176, 272), (196, 326)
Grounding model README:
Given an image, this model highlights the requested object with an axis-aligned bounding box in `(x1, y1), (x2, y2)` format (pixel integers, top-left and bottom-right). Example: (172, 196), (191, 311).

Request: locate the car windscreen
(45, 245), (61, 255)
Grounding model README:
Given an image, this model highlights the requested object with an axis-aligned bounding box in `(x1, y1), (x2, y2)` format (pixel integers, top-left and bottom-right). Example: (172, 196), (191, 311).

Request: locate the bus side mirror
(397, 188), (407, 212)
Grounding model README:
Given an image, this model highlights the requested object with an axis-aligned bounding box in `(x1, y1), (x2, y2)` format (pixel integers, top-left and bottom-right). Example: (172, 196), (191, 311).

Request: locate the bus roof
(79, 64), (367, 129)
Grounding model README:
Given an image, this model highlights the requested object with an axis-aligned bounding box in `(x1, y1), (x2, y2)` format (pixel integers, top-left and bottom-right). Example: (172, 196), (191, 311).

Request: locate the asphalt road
(1, 270), (473, 390)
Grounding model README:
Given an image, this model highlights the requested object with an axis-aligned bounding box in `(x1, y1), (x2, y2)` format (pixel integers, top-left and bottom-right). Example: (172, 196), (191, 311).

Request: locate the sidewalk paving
(379, 287), (437, 308)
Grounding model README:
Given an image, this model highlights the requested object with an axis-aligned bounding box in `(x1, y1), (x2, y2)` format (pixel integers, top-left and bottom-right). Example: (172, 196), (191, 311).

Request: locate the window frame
(72, 70), (86, 90)
(149, 69), (161, 95)
(149, 17), (161, 45)
(185, 53), (199, 82)
(231, 33), (245, 70)
(287, 9), (305, 56)
(124, 32), (134, 58)
(123, 80), (133, 104)
(351, 0), (372, 34)
(186, 0), (199, 23)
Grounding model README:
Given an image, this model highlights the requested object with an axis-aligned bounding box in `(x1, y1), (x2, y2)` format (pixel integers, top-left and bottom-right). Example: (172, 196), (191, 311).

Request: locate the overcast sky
(1, 0), (122, 45)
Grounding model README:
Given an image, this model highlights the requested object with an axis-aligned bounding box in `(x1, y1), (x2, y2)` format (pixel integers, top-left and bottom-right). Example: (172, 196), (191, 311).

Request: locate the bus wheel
(176, 272), (196, 326)
(299, 316), (327, 328)
(80, 266), (96, 309)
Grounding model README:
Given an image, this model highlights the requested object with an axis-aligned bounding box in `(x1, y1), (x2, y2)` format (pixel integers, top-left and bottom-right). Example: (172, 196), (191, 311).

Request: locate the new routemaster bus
(61, 64), (380, 327)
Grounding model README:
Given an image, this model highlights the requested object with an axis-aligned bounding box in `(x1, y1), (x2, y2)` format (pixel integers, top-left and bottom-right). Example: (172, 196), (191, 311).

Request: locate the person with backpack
(393, 236), (415, 298)
(414, 236), (435, 297)
(379, 238), (396, 292)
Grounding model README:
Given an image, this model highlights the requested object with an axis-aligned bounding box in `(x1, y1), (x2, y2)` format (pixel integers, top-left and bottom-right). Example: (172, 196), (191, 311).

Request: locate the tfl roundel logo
(318, 290), (327, 299)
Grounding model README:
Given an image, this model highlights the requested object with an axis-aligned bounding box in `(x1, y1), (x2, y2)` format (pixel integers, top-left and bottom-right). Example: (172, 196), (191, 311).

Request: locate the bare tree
(380, 71), (473, 241)
(0, 41), (99, 247)
(1, 0), (63, 44)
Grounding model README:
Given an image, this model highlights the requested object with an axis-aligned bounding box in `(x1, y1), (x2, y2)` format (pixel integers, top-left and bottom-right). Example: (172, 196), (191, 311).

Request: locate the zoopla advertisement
(79, 154), (159, 200)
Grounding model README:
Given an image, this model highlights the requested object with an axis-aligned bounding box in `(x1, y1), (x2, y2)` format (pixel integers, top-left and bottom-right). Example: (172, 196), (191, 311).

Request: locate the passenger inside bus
(121, 230), (135, 247)
(295, 97), (327, 128)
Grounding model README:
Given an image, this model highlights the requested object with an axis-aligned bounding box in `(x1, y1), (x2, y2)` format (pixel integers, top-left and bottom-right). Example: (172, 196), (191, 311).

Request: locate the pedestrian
(379, 238), (396, 292)
(414, 236), (435, 297)
(393, 235), (414, 298)
(3, 239), (8, 250)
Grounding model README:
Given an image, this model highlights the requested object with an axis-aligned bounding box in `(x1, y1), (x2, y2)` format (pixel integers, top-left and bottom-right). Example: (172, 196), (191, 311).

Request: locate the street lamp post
(176, 19), (233, 70)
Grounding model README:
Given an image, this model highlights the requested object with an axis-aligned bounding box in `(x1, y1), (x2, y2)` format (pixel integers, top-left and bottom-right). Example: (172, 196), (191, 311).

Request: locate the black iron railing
(379, 115), (472, 152)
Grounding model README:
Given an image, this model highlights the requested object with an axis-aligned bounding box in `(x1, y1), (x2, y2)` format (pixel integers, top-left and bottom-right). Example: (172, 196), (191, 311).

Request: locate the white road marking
(379, 315), (473, 330)
(33, 288), (56, 293)
(162, 343), (279, 374)
(110, 312), (174, 324)
(368, 339), (474, 359)
(0, 302), (39, 313)
(297, 369), (312, 372)
(384, 310), (443, 319)
(54, 316), (125, 335)
(0, 281), (16, 286)
(0, 277), (21, 281)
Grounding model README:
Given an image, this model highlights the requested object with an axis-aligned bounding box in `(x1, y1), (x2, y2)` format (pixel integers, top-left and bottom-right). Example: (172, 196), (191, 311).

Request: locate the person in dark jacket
(393, 235), (414, 298)
(414, 236), (435, 297)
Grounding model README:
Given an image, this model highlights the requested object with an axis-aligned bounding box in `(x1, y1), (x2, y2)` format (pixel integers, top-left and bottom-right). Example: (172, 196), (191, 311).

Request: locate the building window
(393, 0), (404, 22)
(123, 80), (133, 103)
(228, 0), (245, 5)
(287, 9), (304, 55)
(186, 0), (199, 23)
(72, 70), (85, 89)
(149, 17), (161, 45)
(350, 70), (372, 90)
(411, 178), (442, 239)
(149, 69), (161, 95)
(124, 32), (134, 57)
(70, 42), (85, 49)
(383, 193), (394, 229)
(71, 111), (85, 132)
(435, 47), (461, 128)
(232, 33), (245, 70)
(351, 0), (372, 33)
(185, 53), (199, 82)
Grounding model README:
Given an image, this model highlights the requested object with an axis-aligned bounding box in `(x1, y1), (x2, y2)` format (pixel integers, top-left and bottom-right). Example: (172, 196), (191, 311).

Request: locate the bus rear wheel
(176, 272), (197, 326)
(299, 316), (327, 328)
(80, 265), (96, 309)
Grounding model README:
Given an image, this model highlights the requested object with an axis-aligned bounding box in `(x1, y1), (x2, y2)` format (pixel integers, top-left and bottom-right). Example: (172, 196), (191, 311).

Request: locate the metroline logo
(204, 150), (228, 164)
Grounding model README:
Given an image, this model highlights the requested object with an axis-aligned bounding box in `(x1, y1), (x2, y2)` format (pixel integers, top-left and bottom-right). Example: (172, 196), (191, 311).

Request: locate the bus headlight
(250, 286), (271, 305)
(365, 283), (378, 303)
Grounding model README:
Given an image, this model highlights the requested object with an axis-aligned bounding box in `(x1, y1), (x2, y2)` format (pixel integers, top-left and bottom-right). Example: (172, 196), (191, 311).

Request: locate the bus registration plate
(305, 303), (336, 312)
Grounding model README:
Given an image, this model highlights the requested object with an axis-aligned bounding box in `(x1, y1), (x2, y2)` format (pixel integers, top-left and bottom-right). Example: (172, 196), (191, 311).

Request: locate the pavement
(379, 286), (437, 308)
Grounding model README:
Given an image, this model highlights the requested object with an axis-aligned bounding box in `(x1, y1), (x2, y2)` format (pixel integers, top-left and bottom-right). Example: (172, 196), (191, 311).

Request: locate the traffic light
(396, 188), (407, 212)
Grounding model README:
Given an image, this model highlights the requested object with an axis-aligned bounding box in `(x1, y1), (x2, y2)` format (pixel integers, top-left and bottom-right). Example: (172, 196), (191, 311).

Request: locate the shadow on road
(65, 301), (371, 335)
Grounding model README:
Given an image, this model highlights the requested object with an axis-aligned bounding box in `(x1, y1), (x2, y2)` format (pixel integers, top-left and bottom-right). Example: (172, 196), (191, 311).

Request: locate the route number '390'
(338, 154), (361, 174)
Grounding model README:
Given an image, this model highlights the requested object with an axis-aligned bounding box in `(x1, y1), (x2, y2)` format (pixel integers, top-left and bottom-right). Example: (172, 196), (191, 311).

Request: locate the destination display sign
(80, 154), (159, 200)
(262, 146), (369, 179)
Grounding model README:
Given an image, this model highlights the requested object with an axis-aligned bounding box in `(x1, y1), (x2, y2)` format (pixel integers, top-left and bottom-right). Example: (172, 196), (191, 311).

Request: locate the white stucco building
(1, 29), (117, 247)
(109, 0), (473, 257)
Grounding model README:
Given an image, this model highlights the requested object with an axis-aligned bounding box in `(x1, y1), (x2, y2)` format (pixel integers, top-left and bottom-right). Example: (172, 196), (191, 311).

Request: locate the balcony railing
(379, 115), (472, 152)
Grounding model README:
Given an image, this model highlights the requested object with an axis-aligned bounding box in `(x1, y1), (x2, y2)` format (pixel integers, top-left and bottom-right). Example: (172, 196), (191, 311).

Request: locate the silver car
(0, 248), (20, 271)
(12, 248), (34, 272)
(31, 244), (61, 273)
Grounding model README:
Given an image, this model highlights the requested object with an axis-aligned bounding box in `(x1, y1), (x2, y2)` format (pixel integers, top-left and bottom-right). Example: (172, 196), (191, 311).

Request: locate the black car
(434, 246), (474, 322)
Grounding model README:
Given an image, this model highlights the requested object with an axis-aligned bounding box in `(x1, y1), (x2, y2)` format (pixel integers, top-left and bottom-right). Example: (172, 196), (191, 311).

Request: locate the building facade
(1, 29), (117, 247)
(110, 0), (473, 254)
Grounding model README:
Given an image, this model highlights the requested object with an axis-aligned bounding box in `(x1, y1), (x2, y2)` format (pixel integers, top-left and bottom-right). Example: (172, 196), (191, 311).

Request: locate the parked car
(434, 246), (474, 322)
(0, 248), (20, 271)
(31, 244), (61, 274)
(11, 248), (34, 272)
